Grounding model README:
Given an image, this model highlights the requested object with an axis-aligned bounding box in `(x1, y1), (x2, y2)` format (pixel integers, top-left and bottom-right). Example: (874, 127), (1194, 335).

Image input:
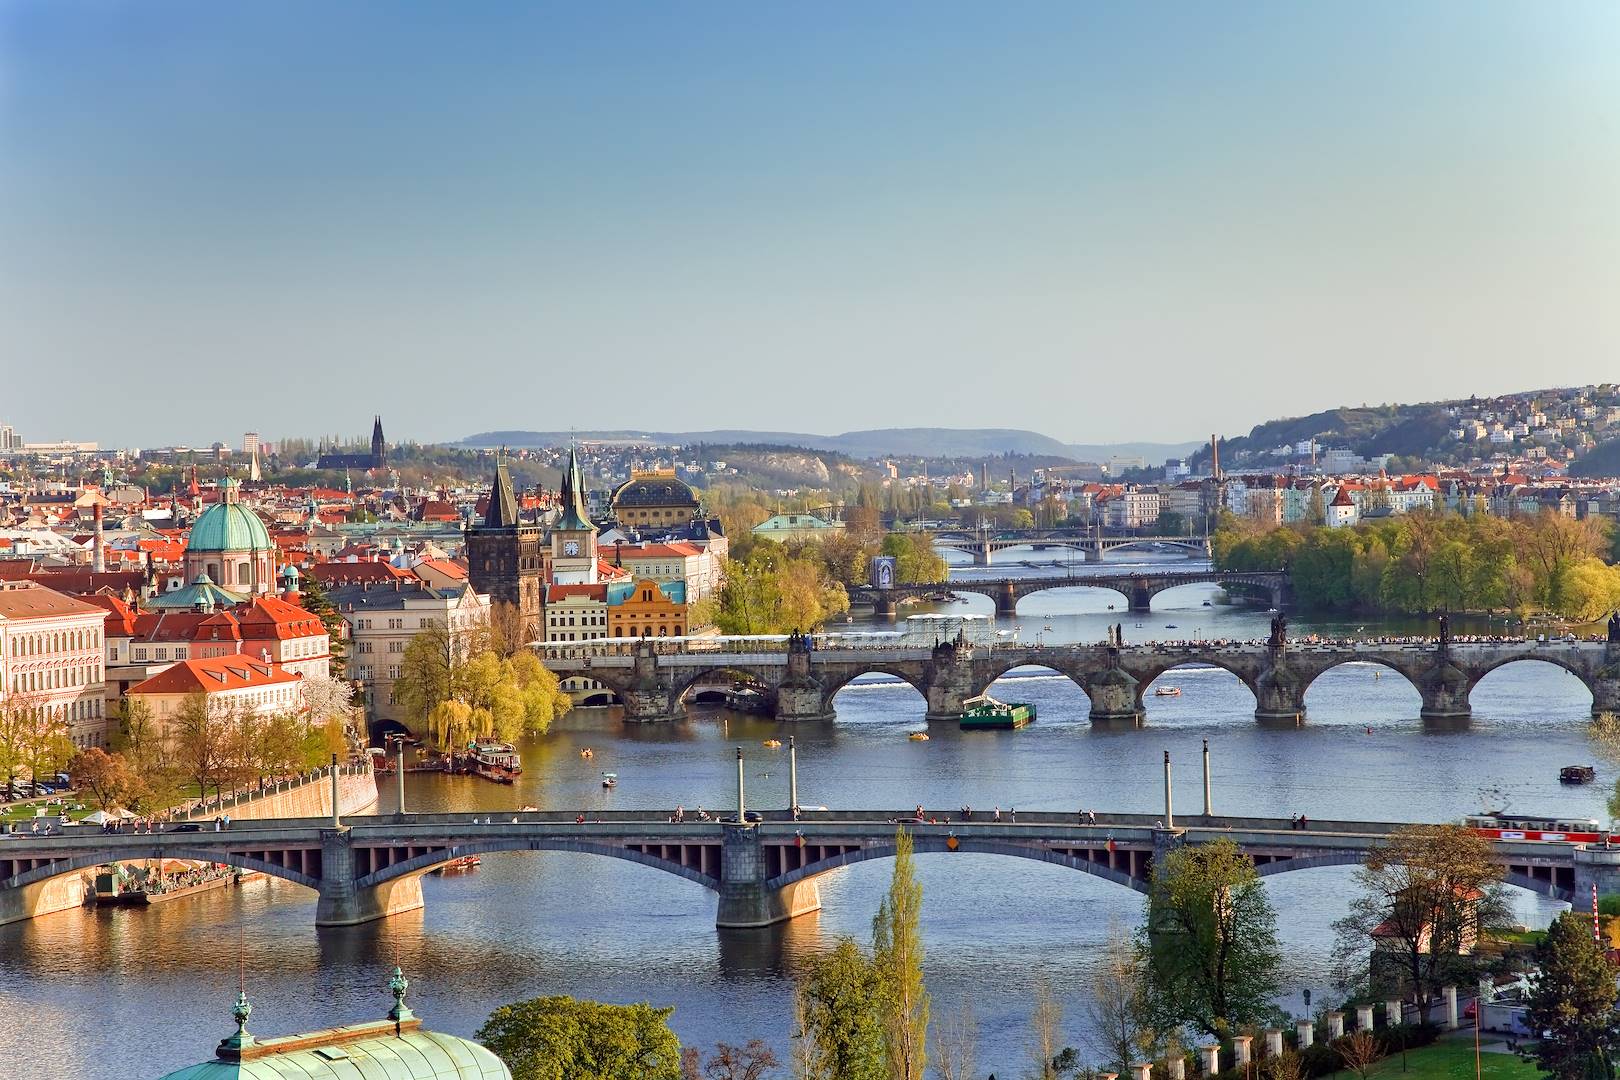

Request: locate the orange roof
(413, 559), (467, 581)
(0, 582), (107, 620)
(237, 595), (326, 640)
(307, 561), (412, 585)
(621, 542), (702, 558)
(548, 583), (608, 601)
(128, 655), (300, 696)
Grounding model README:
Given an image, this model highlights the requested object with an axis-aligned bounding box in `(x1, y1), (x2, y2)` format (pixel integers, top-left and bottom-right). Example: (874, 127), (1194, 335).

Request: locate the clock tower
(550, 447), (598, 584)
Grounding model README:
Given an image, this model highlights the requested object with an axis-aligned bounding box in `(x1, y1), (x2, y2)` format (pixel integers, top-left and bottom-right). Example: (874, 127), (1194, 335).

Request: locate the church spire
(556, 447), (593, 531)
(485, 460), (520, 528)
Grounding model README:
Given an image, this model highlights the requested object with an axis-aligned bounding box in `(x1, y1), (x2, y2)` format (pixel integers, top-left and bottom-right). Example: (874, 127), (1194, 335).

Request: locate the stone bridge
(848, 569), (1289, 617)
(930, 530), (1211, 566)
(541, 635), (1620, 723)
(3, 809), (1606, 929)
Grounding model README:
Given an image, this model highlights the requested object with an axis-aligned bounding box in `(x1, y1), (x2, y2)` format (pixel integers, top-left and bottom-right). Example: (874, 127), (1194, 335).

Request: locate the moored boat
(960, 700), (1035, 730)
(434, 855), (482, 874)
(1154, 686), (1182, 697)
(467, 740), (522, 783)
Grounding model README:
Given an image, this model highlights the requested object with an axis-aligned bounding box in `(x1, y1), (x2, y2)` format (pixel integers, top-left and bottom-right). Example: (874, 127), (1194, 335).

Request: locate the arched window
(239, 562), (252, 586)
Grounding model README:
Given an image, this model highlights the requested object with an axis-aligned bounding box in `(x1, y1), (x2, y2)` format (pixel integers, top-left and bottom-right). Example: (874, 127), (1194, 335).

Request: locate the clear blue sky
(3, 2), (1617, 449)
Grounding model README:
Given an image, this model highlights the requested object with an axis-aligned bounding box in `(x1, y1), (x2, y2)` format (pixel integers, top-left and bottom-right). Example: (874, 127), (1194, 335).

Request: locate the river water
(0, 552), (1601, 1077)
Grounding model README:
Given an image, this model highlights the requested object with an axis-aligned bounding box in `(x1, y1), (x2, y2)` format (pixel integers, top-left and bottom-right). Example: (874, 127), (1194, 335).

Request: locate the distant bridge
(540, 635), (1620, 723)
(3, 808), (1606, 930)
(929, 529), (1211, 566)
(847, 569), (1289, 617)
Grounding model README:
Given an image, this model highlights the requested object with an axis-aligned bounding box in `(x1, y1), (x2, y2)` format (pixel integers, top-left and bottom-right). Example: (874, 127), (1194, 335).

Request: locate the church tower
(466, 460), (544, 637)
(550, 448), (598, 584)
(369, 416), (387, 469)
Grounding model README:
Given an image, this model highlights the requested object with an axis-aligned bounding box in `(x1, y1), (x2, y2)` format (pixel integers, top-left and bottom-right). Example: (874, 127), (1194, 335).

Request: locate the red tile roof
(128, 655), (300, 696)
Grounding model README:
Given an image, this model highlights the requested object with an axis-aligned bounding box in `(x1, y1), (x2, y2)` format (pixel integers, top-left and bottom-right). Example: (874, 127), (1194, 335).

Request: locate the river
(0, 552), (1600, 1077)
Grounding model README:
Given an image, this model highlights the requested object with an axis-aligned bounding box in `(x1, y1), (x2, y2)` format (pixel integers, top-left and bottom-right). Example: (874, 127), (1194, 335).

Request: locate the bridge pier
(715, 824), (821, 928)
(1127, 585), (1152, 614)
(1573, 847), (1620, 903)
(1088, 667), (1142, 724)
(871, 592), (897, 620)
(973, 544), (993, 567)
(1593, 661), (1620, 721)
(315, 829), (425, 927)
(1083, 544), (1102, 563)
(995, 581), (1019, 619)
(1254, 656), (1305, 724)
(621, 686), (681, 723)
(1418, 662), (1471, 723)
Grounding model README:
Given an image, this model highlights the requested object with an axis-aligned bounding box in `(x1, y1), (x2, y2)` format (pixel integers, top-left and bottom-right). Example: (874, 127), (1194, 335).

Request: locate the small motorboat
(908, 732), (930, 741)
(1202, 601), (1212, 607)
(1560, 765), (1596, 785)
(1164, 624), (1178, 629)
(601, 772), (617, 789)
(762, 739), (783, 749)
(1106, 604), (1115, 610)
(1154, 687), (1181, 697)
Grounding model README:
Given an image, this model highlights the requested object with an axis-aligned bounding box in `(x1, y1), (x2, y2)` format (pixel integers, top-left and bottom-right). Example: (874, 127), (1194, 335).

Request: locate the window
(357, 641), (373, 654)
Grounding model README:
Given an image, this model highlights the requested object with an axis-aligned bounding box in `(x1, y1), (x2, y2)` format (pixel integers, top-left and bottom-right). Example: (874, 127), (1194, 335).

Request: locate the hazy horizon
(4, 3), (1617, 448)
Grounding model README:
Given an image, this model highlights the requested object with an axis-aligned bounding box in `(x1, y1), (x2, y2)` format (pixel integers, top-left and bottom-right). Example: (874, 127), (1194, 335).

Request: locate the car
(167, 823), (203, 832)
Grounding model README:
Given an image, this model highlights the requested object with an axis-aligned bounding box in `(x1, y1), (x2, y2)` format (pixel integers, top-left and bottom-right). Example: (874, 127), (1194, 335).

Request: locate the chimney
(92, 502), (106, 574)
(1210, 434), (1221, 481)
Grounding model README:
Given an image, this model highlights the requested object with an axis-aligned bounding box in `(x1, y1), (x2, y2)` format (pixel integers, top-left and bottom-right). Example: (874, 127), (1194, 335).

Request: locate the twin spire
(484, 447), (592, 531)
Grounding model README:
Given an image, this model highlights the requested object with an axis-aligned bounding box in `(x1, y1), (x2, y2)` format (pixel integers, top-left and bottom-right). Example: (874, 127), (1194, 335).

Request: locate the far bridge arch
(763, 836), (1152, 895)
(2, 845), (323, 896)
(358, 837), (723, 894)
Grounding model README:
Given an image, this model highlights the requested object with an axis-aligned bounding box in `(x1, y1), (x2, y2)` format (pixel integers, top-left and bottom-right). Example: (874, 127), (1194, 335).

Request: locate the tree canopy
(1524, 912), (1620, 1080)
(477, 995), (683, 1080)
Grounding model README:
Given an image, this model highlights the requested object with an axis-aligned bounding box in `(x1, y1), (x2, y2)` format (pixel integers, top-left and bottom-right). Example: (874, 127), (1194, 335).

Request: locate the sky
(2, 2), (1618, 450)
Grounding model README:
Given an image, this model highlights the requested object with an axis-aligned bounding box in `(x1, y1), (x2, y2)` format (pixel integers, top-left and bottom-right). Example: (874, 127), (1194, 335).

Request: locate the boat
(1560, 765), (1597, 785)
(724, 687), (771, 714)
(601, 772), (618, 788)
(1164, 624), (1178, 629)
(1154, 687), (1181, 697)
(1202, 601), (1212, 607)
(908, 732), (930, 741)
(467, 740), (521, 783)
(579, 748), (594, 759)
(762, 739), (782, 749)
(960, 700), (1035, 730)
(434, 855), (482, 874)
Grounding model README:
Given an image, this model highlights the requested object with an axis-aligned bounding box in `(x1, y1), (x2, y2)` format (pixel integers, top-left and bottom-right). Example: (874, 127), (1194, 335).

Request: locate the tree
(1337, 1030), (1381, 1080)
(68, 747), (134, 810)
(879, 533), (947, 586)
(1523, 912), (1620, 1080)
(0, 692), (41, 798)
(684, 1041), (780, 1080)
(171, 693), (234, 802)
(1083, 921), (1154, 1072)
(301, 674), (362, 743)
(1027, 976), (1076, 1080)
(477, 995), (683, 1080)
(296, 572), (348, 676)
(1142, 836), (1283, 1038)
(871, 828), (928, 1080)
(795, 938), (888, 1080)
(490, 600), (534, 659)
(1333, 824), (1508, 1007)
(930, 998), (976, 1080)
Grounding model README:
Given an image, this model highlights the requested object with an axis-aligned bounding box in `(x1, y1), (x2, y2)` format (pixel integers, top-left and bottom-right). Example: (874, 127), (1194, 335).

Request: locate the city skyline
(4, 3), (1619, 447)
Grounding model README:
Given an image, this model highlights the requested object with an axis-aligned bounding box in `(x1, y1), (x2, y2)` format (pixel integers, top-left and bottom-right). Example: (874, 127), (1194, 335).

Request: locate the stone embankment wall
(186, 768), (378, 822)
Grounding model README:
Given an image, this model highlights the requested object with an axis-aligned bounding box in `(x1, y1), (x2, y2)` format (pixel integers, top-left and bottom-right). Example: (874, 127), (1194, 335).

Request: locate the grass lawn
(1353, 1038), (1539, 1080)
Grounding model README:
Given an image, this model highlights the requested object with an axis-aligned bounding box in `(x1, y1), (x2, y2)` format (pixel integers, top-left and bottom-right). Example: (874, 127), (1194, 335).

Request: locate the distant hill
(459, 427), (1201, 464)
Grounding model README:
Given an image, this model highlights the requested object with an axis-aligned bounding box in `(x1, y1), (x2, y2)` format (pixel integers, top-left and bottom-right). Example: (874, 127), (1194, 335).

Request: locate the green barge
(960, 700), (1036, 730)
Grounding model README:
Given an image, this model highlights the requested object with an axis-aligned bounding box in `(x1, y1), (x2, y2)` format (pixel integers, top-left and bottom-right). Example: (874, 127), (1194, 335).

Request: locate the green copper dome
(188, 480), (273, 553)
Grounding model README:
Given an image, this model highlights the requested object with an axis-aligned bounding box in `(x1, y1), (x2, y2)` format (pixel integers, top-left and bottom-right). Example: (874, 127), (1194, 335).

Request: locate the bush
(1299, 1042), (1341, 1077)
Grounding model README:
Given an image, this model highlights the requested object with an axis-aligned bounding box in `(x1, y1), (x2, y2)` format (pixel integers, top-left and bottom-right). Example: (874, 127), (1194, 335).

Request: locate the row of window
(549, 614), (607, 628)
(353, 666), (402, 682)
(8, 627), (103, 656)
(7, 664), (103, 693)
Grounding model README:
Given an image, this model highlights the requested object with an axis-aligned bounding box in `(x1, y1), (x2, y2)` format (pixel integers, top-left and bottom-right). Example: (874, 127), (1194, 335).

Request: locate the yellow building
(608, 578), (687, 639)
(610, 469), (700, 529)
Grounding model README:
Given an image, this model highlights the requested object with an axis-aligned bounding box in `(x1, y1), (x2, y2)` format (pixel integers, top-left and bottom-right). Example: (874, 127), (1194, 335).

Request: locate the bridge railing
(180, 763), (373, 821)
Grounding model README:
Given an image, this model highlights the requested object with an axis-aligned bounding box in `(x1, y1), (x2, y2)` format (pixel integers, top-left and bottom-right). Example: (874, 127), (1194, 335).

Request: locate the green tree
(170, 692), (235, 801)
(1142, 836), (1283, 1038)
(477, 995), (683, 1080)
(872, 828), (929, 1080)
(879, 533), (948, 586)
(796, 938), (889, 1080)
(68, 747), (134, 810)
(296, 572), (347, 676)
(1523, 912), (1620, 1080)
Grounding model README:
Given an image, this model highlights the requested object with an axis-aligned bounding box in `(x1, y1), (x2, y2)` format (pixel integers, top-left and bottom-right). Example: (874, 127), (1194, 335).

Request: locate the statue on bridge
(1267, 612), (1288, 647)
(1437, 613), (1451, 646)
(1608, 611), (1620, 643)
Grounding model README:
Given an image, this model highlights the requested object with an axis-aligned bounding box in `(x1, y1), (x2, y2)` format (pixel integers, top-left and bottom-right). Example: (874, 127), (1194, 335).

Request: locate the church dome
(611, 471), (698, 510)
(189, 481), (273, 554)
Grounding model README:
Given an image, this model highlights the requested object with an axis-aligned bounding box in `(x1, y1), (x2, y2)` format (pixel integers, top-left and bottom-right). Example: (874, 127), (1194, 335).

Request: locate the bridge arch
(1252, 851), (1572, 902)
(3, 846), (322, 895)
(1131, 656), (1262, 707)
(1465, 655), (1596, 712)
(764, 836), (1150, 895)
(359, 838), (721, 893)
(1295, 655), (1428, 704)
(970, 659), (1093, 708)
(1298, 658), (1423, 722)
(817, 665), (933, 708)
(665, 666), (782, 711)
